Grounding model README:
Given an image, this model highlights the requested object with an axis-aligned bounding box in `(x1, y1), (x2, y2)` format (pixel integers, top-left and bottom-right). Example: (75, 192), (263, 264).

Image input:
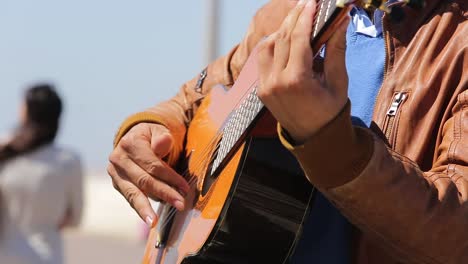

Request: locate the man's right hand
(107, 123), (190, 227)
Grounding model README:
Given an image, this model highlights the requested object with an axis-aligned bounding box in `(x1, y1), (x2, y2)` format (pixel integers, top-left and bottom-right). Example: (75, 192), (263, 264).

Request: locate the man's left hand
(257, 0), (349, 144)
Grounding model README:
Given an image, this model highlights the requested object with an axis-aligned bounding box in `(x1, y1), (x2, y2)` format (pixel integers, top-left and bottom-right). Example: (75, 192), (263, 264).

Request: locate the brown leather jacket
(115, 0), (468, 263)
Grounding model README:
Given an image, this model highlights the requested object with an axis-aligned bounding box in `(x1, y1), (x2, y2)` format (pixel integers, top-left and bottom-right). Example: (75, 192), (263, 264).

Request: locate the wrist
(279, 99), (350, 145)
(278, 100), (374, 189)
(114, 111), (168, 148)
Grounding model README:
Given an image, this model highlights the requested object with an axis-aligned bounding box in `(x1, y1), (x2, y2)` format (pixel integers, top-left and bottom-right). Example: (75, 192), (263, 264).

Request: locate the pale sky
(0, 0), (269, 168)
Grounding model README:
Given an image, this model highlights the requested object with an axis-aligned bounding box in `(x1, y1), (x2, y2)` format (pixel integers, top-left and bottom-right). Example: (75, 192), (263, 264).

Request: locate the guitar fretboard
(211, 87), (264, 175)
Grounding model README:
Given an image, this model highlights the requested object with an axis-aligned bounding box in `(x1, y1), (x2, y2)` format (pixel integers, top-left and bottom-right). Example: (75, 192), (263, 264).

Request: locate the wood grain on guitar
(141, 0), (419, 263)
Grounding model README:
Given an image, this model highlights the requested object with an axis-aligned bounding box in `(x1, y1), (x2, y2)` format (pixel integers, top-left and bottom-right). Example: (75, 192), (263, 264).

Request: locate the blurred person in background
(0, 83), (84, 264)
(0, 190), (41, 264)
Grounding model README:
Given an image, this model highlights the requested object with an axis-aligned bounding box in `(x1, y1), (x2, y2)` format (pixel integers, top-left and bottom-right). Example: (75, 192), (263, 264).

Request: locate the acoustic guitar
(141, 0), (410, 263)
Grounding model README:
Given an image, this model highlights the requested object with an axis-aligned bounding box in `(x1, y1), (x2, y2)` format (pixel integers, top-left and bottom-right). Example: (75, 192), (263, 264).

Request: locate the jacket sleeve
(113, 0), (292, 166)
(279, 42), (468, 264)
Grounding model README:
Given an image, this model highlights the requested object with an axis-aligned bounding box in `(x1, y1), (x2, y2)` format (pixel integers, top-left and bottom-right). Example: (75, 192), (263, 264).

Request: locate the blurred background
(0, 0), (268, 263)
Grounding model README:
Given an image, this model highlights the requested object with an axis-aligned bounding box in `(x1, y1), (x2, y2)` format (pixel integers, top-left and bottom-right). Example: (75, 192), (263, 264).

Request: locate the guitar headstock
(337, 0), (425, 13)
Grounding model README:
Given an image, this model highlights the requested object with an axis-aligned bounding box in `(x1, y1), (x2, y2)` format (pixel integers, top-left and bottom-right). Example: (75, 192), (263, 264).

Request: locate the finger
(151, 129), (173, 158)
(273, 0), (308, 71)
(109, 152), (186, 210)
(279, 0), (308, 34)
(289, 0), (316, 70)
(273, 39), (291, 72)
(107, 164), (157, 226)
(257, 34), (276, 86)
(120, 135), (190, 194)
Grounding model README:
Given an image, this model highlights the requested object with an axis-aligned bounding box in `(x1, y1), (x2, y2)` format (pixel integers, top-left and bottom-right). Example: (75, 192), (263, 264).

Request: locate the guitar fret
(312, 0), (339, 43)
(313, 0), (326, 38)
(324, 0), (333, 23)
(318, 1), (328, 37)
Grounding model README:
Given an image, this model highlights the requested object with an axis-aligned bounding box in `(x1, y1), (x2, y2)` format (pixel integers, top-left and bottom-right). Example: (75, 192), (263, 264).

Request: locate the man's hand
(257, 0), (349, 143)
(107, 123), (190, 227)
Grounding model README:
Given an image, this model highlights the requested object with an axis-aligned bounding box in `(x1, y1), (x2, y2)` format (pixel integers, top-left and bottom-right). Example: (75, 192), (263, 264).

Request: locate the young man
(108, 0), (467, 262)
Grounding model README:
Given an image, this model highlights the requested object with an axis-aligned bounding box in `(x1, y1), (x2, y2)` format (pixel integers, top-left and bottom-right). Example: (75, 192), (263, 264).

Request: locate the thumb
(150, 125), (174, 159)
(324, 16), (349, 71)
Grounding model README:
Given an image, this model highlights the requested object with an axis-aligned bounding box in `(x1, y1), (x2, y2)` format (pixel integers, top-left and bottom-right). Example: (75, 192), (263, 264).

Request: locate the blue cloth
(347, 8), (386, 128)
(290, 8), (385, 264)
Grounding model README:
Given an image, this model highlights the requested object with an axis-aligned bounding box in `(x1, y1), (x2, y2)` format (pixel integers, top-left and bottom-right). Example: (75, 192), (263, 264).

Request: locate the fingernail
(174, 200), (185, 211)
(306, 0), (313, 7)
(298, 0), (306, 4)
(145, 216), (154, 227)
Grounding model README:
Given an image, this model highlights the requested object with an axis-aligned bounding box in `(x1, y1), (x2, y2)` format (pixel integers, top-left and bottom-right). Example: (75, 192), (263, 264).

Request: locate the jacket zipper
(195, 68), (208, 93)
(383, 92), (408, 147)
(372, 12), (390, 122)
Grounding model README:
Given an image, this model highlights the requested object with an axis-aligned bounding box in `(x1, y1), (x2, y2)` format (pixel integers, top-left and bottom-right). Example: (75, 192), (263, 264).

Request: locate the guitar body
(149, 51), (314, 264)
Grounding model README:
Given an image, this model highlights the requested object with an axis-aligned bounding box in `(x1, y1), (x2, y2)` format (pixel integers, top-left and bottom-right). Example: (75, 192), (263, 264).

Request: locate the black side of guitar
(183, 136), (315, 264)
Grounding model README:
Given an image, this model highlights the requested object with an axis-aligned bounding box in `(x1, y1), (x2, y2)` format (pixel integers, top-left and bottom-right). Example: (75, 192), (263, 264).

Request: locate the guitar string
(156, 80), (260, 231)
(156, 106), (251, 230)
(157, 80), (259, 230)
(176, 78), (260, 186)
(155, 129), (222, 230)
(171, 77), (260, 187)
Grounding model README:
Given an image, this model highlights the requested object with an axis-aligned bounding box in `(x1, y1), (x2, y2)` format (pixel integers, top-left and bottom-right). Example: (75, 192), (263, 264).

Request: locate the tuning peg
(362, 0), (392, 13)
(354, 0), (425, 13)
(362, 0), (377, 9)
(336, 0), (354, 8)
